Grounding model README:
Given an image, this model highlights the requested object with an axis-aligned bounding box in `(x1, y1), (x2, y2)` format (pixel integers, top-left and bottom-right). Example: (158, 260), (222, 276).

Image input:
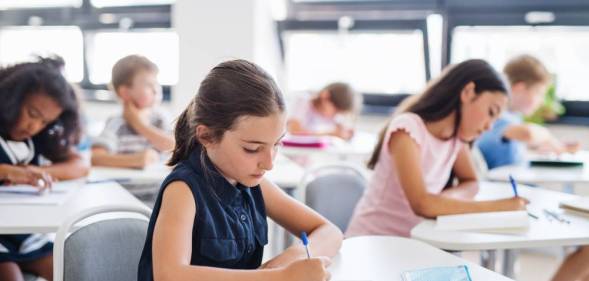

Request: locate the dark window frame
(0, 0), (173, 101)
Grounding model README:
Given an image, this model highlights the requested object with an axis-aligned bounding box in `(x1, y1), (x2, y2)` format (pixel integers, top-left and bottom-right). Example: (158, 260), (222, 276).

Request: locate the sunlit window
(91, 0), (174, 8)
(87, 30), (178, 85)
(0, 0), (81, 9)
(0, 26), (84, 82)
(284, 30), (426, 95)
(452, 26), (589, 101)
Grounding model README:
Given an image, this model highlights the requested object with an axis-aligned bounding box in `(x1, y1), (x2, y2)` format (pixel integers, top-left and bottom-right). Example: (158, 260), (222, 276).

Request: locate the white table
(89, 154), (304, 190)
(281, 131), (377, 159)
(330, 236), (513, 281)
(486, 151), (589, 187)
(0, 181), (147, 234)
(411, 181), (589, 276)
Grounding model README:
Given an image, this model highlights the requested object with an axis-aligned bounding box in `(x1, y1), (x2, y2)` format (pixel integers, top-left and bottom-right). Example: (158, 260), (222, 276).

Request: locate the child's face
(11, 92), (63, 141)
(204, 112), (287, 187)
(510, 82), (548, 115)
(120, 70), (161, 109)
(458, 90), (508, 142)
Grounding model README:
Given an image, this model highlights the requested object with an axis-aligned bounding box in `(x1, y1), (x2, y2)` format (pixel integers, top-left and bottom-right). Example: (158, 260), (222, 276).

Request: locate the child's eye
(243, 147), (259, 154)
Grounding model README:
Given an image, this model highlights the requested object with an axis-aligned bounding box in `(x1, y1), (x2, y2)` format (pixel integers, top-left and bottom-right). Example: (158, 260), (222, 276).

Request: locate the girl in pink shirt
(346, 59), (528, 238)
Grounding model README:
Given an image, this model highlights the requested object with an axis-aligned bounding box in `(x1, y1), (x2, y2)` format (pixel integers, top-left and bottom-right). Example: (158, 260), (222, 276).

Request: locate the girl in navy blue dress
(0, 56), (88, 281)
(138, 60), (343, 281)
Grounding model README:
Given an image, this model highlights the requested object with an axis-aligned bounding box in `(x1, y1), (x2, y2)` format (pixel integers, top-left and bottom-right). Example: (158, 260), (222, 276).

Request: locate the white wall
(172, 0), (284, 116)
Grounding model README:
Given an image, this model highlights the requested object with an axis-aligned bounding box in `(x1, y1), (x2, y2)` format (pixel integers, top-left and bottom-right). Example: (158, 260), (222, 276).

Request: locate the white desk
(89, 154), (304, 190)
(0, 181), (147, 234)
(281, 131), (377, 159)
(486, 151), (589, 186)
(487, 164), (589, 186)
(412, 182), (589, 251)
(411, 181), (589, 276)
(330, 236), (513, 281)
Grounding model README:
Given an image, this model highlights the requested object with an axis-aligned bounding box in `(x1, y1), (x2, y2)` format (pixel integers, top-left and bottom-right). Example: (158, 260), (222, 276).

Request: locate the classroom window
(87, 30), (178, 86)
(0, 0), (81, 9)
(0, 26), (84, 82)
(451, 26), (589, 101)
(283, 30), (427, 95)
(90, 0), (174, 8)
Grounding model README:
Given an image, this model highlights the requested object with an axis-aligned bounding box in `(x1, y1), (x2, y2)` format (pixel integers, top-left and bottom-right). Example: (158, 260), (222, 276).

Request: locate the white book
(436, 210), (530, 231)
(560, 197), (589, 214)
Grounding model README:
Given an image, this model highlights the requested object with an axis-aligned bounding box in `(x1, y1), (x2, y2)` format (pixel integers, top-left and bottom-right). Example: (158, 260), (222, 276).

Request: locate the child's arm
(287, 118), (353, 140)
(0, 164), (53, 190)
(440, 146), (479, 200)
(503, 123), (567, 153)
(152, 181), (330, 281)
(90, 147), (158, 169)
(123, 102), (175, 152)
(390, 131), (527, 218)
(259, 178), (343, 269)
(31, 149), (90, 180)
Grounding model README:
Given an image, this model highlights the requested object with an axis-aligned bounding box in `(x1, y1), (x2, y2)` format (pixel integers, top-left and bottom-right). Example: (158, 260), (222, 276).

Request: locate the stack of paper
(560, 197), (589, 215)
(436, 210), (530, 231)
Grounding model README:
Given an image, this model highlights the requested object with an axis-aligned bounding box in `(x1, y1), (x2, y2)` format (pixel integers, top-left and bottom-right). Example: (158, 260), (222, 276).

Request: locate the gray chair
(302, 164), (367, 232)
(53, 205), (152, 281)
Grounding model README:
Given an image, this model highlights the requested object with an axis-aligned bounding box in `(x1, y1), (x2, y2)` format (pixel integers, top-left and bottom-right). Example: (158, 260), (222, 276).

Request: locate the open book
(436, 210), (530, 232)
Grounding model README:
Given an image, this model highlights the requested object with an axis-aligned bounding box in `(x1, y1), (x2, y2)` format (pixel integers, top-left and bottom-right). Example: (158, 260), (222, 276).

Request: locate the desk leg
(480, 250), (496, 271)
(502, 249), (517, 278)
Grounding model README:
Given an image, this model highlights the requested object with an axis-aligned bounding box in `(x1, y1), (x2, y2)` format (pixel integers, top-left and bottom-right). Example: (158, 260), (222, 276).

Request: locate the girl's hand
(279, 256), (331, 281)
(3, 165), (53, 191)
(497, 197), (529, 211)
(259, 246), (308, 269)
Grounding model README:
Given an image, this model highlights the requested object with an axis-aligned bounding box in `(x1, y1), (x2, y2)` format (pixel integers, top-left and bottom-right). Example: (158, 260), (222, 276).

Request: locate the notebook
(402, 265), (472, 281)
(436, 210), (530, 232)
(560, 197), (589, 215)
(0, 180), (81, 205)
(281, 135), (330, 148)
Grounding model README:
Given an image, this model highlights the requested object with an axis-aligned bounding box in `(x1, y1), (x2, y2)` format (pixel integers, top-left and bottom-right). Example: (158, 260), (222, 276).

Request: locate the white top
(329, 236), (513, 281)
(411, 181), (589, 251)
(0, 181), (146, 234)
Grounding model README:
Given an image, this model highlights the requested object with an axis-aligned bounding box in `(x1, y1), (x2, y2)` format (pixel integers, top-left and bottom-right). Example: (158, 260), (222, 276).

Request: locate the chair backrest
(54, 205), (152, 281)
(302, 164), (367, 232)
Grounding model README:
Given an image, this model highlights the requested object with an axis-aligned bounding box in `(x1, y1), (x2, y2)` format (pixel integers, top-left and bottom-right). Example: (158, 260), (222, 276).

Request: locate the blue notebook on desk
(402, 265), (472, 281)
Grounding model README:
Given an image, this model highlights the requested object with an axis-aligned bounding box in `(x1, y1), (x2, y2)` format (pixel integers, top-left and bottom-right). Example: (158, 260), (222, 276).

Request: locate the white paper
(436, 210), (530, 231)
(0, 180), (82, 205)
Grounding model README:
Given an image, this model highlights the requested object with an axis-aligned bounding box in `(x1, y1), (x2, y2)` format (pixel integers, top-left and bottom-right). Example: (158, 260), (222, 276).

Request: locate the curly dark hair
(0, 56), (82, 162)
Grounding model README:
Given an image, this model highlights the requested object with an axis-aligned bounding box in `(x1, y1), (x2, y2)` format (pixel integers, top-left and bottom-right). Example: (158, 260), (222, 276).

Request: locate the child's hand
(498, 197), (529, 211)
(123, 101), (148, 129)
(564, 141), (581, 153)
(131, 149), (159, 169)
(332, 125), (354, 140)
(259, 245), (308, 269)
(280, 257), (331, 281)
(3, 165), (53, 191)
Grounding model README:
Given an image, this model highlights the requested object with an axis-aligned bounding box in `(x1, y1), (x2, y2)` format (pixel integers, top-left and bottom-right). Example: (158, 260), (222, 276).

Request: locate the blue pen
(300, 232), (311, 259)
(509, 174), (519, 197)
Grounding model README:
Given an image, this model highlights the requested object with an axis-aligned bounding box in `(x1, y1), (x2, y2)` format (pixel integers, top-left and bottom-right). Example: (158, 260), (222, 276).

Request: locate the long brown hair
(168, 59), (285, 166)
(366, 59), (508, 169)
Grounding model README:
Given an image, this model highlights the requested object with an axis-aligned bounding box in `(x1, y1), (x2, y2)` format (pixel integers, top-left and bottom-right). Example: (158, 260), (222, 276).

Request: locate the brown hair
(168, 59), (285, 166)
(367, 59), (508, 169)
(111, 55), (158, 92)
(503, 55), (551, 87)
(313, 82), (357, 112)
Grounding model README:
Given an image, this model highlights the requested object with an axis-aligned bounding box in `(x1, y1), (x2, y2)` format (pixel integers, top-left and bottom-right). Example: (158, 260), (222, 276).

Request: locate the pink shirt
(346, 113), (463, 237)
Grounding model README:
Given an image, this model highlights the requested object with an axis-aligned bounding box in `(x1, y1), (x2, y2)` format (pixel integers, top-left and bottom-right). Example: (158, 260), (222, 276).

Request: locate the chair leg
(480, 250), (497, 271)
